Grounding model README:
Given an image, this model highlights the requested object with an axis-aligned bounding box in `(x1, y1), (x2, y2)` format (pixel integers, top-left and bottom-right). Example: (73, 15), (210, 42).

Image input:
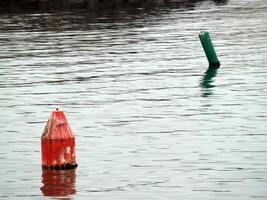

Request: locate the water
(0, 0), (267, 199)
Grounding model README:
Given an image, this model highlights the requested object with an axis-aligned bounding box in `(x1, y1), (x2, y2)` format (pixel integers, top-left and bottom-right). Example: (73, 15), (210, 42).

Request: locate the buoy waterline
(41, 109), (77, 170)
(199, 31), (220, 68)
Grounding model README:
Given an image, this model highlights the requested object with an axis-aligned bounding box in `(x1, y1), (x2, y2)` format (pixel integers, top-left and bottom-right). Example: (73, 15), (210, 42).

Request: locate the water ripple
(1, 0), (267, 199)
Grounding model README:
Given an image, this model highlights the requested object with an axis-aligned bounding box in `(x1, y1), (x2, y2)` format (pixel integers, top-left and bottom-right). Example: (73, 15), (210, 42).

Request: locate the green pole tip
(199, 31), (220, 69)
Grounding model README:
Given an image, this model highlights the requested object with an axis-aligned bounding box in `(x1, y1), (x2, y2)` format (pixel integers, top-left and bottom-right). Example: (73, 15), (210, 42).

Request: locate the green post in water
(199, 31), (220, 68)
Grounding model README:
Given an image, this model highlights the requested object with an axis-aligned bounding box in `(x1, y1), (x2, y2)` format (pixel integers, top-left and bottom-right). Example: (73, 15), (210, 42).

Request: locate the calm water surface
(0, 0), (267, 199)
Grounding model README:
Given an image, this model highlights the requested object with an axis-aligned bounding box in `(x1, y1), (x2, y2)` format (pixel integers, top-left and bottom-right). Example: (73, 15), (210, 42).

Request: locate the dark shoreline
(0, 0), (228, 12)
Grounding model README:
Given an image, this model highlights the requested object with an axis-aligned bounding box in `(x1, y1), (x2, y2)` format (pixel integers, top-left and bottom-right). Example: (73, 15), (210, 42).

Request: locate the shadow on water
(200, 68), (218, 97)
(40, 168), (76, 199)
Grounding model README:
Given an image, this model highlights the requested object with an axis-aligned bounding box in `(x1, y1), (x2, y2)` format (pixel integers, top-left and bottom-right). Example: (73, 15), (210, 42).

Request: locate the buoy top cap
(42, 110), (75, 140)
(199, 31), (209, 37)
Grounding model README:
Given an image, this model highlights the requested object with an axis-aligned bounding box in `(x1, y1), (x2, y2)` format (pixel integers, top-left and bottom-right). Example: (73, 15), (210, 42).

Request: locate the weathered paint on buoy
(41, 109), (77, 170)
(199, 31), (220, 68)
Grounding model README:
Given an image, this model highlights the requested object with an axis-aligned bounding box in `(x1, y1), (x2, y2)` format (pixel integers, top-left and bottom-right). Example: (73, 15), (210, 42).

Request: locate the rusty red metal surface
(41, 110), (77, 169)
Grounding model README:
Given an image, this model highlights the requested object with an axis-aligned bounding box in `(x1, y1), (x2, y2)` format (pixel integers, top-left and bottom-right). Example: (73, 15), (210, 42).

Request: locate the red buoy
(41, 109), (77, 170)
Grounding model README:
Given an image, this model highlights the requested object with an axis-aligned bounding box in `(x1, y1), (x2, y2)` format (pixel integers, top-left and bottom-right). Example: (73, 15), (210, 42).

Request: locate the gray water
(0, 0), (267, 199)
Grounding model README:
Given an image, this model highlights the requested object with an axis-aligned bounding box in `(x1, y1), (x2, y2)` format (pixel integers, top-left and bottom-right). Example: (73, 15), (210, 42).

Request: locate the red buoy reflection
(40, 168), (76, 198)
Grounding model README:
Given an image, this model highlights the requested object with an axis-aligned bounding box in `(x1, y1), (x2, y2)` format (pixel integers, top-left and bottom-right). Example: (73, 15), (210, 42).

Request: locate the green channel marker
(199, 31), (220, 68)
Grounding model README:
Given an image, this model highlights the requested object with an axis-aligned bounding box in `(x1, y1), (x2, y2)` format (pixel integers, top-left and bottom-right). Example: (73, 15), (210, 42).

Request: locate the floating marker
(41, 109), (77, 170)
(199, 31), (220, 68)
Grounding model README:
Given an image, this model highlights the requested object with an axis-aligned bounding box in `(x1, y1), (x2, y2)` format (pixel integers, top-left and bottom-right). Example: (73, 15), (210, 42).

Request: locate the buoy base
(42, 163), (78, 170)
(209, 62), (221, 69)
